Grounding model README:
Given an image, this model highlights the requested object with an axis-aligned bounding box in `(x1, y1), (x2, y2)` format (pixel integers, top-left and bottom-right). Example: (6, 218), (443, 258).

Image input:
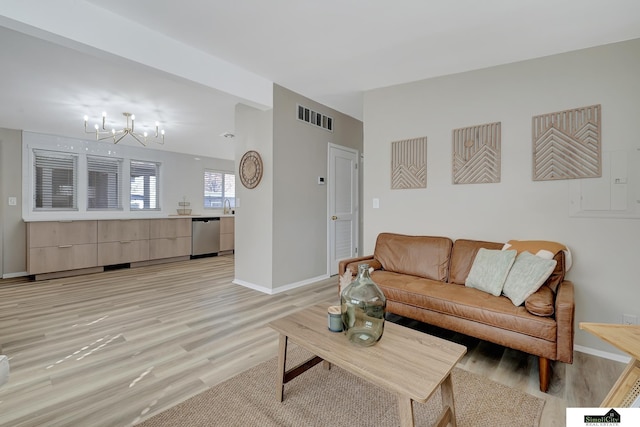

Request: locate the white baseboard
(232, 274), (330, 295)
(574, 344), (631, 364)
(2, 271), (28, 279)
(232, 279), (273, 294)
(0, 355), (9, 387)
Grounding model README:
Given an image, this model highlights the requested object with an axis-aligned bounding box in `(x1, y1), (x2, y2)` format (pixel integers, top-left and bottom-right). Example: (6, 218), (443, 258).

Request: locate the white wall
(0, 128), (24, 276)
(233, 103), (274, 291)
(362, 39), (640, 354)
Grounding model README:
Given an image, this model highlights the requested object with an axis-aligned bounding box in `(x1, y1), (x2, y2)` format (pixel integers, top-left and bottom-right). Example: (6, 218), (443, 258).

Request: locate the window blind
(34, 149), (78, 210)
(130, 160), (159, 210)
(88, 156), (122, 210)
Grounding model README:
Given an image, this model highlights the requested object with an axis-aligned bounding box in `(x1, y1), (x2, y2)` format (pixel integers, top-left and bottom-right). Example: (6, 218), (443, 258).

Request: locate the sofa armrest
(338, 255), (376, 275)
(554, 280), (575, 363)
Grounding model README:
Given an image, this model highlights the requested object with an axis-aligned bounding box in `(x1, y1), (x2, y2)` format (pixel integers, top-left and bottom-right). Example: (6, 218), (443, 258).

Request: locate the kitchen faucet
(223, 198), (231, 214)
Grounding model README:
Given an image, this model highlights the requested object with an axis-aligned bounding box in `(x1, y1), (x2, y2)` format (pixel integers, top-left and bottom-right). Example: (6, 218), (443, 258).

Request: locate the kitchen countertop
(168, 214), (235, 218)
(23, 213), (235, 222)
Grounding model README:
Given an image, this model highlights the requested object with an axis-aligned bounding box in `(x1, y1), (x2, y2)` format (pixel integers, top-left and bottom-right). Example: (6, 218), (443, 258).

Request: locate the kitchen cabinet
(26, 217), (193, 279)
(97, 219), (149, 265)
(220, 217), (235, 252)
(148, 218), (191, 259)
(27, 221), (98, 275)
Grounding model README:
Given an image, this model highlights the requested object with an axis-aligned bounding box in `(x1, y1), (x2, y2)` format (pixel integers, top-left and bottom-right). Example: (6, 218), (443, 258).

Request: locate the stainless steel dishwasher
(191, 217), (220, 256)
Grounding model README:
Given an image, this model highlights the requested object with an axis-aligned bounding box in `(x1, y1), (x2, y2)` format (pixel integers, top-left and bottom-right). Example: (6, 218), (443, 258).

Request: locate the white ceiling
(1, 0), (639, 159)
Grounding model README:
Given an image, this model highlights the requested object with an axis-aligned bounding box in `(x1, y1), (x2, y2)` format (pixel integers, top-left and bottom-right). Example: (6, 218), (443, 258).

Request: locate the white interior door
(328, 143), (358, 275)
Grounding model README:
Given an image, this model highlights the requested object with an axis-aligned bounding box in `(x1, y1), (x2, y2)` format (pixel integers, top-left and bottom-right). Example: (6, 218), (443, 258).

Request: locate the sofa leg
(538, 357), (550, 392)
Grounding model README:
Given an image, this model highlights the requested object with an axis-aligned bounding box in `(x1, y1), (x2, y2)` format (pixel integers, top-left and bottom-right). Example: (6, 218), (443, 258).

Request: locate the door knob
(331, 216), (338, 220)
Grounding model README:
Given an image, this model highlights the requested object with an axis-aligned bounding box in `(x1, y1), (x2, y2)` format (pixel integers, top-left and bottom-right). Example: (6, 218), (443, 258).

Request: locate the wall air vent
(297, 104), (333, 132)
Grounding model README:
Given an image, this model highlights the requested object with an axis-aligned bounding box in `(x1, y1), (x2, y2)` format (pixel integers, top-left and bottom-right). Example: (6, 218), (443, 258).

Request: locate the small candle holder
(327, 305), (343, 332)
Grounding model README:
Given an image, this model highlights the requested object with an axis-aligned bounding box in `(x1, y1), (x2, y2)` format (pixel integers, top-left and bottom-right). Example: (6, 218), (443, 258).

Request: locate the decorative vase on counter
(340, 263), (386, 347)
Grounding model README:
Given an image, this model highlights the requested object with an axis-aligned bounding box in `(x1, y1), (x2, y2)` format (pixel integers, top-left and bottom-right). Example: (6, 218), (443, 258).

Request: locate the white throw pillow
(465, 248), (517, 296)
(502, 251), (557, 306)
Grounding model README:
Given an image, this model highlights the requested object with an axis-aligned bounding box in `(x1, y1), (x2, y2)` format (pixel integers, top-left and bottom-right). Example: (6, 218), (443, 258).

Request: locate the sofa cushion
(448, 239), (504, 284)
(525, 285), (555, 317)
(503, 240), (572, 270)
(465, 248), (517, 296)
(502, 251), (557, 306)
(374, 233), (452, 281)
(344, 259), (383, 277)
(373, 271), (557, 341)
(545, 251), (566, 293)
(503, 240), (568, 292)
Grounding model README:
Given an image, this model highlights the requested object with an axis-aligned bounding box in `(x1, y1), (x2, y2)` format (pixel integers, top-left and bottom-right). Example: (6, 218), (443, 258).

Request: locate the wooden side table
(580, 322), (640, 407)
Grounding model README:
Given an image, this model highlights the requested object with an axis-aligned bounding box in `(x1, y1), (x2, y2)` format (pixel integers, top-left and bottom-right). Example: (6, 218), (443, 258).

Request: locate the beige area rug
(139, 347), (544, 427)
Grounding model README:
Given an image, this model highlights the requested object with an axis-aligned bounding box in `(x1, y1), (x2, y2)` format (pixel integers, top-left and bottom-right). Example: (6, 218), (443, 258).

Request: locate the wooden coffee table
(268, 304), (467, 427)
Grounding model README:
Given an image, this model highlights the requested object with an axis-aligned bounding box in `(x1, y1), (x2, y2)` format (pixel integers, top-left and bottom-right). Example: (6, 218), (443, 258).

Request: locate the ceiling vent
(297, 104), (333, 132)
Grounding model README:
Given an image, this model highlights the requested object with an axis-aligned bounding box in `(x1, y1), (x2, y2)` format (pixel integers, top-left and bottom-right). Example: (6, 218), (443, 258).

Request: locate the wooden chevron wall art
(391, 137), (427, 189)
(452, 122), (501, 184)
(532, 104), (601, 181)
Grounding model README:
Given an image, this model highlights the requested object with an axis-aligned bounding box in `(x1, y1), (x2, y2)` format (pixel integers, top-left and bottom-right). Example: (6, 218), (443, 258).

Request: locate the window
(130, 160), (159, 210)
(34, 149), (78, 210)
(204, 170), (235, 209)
(88, 156), (122, 210)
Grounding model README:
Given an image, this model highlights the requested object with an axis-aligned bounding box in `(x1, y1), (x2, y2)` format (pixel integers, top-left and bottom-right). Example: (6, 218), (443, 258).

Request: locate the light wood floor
(0, 256), (625, 427)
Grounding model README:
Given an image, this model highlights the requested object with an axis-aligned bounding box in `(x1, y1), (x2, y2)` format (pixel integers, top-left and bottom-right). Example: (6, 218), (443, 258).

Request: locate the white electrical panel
(570, 148), (640, 219)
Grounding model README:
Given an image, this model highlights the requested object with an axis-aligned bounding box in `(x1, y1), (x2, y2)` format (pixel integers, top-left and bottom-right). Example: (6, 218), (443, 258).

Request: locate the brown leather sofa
(338, 232), (575, 392)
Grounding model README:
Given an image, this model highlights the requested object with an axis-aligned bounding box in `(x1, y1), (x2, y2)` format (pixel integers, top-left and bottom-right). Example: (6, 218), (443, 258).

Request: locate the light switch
(373, 198), (379, 209)
(8, 197), (17, 206)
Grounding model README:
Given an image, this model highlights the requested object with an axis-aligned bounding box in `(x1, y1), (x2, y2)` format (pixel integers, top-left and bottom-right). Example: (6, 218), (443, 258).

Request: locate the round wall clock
(239, 150), (263, 189)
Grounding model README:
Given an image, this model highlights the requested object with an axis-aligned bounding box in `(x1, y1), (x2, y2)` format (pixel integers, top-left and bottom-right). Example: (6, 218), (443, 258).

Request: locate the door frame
(327, 143), (360, 276)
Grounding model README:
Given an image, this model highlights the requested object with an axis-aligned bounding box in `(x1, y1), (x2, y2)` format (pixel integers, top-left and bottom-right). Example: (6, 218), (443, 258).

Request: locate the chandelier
(83, 112), (165, 146)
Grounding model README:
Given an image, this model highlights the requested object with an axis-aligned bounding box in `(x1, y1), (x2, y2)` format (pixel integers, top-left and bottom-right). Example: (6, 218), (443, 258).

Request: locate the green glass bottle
(340, 264), (386, 346)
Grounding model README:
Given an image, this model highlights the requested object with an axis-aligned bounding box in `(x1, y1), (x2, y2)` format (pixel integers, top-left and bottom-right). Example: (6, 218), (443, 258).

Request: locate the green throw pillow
(502, 251), (557, 306)
(465, 248), (517, 296)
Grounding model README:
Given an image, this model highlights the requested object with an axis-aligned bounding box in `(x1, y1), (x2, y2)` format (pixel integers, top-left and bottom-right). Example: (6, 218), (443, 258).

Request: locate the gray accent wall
(272, 85), (363, 290)
(362, 38), (640, 354)
(234, 85), (363, 293)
